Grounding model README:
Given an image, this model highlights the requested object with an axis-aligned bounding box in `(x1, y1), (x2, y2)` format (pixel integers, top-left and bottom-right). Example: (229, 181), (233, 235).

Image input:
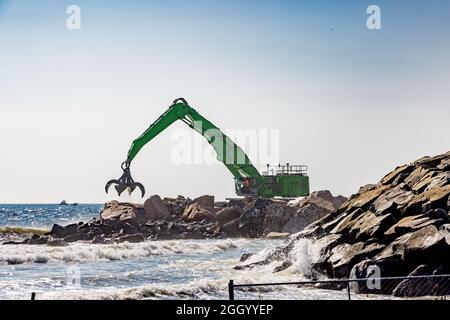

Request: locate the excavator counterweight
(105, 98), (310, 198)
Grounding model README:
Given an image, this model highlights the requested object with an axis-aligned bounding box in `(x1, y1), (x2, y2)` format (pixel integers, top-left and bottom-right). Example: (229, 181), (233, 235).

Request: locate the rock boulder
(182, 203), (217, 222)
(100, 201), (146, 225)
(191, 195), (215, 207)
(143, 195), (171, 221)
(236, 151), (450, 297)
(216, 207), (243, 226)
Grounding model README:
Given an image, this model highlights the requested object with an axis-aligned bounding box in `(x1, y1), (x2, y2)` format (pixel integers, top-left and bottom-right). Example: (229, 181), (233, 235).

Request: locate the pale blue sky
(1, 0), (449, 203)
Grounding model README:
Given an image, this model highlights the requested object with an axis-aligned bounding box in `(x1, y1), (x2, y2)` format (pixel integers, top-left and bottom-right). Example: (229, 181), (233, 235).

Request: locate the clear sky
(0, 0), (449, 203)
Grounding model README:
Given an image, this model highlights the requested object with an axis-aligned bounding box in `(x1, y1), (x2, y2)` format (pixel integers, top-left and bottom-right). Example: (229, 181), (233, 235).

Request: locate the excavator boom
(127, 98), (262, 180)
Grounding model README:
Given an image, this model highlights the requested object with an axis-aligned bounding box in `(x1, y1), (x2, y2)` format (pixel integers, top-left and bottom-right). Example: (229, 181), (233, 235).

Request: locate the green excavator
(105, 98), (309, 198)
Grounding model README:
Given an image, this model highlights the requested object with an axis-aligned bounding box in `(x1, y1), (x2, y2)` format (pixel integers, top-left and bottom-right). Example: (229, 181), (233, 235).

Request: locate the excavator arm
(127, 98), (261, 179)
(106, 98), (262, 197)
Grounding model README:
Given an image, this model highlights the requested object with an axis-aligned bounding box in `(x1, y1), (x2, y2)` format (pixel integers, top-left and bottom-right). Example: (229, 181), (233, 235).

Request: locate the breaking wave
(35, 261), (325, 300)
(0, 239), (241, 265)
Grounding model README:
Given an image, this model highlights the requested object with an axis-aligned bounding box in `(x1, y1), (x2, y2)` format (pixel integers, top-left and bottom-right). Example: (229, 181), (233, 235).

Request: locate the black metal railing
(28, 274), (450, 300)
(228, 274), (450, 300)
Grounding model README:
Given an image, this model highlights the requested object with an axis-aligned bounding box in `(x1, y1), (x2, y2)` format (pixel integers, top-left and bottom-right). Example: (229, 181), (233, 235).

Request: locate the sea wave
(4, 266), (387, 301)
(0, 239), (244, 265)
(0, 237), (349, 300)
(0, 226), (48, 244)
(0, 226), (47, 235)
(34, 262), (319, 300)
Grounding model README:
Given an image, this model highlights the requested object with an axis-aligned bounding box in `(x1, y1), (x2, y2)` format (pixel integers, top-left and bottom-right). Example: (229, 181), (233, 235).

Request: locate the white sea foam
(0, 239), (242, 265)
(236, 236), (317, 277)
(33, 264), (339, 300)
(0, 237), (394, 300)
(281, 239), (313, 276)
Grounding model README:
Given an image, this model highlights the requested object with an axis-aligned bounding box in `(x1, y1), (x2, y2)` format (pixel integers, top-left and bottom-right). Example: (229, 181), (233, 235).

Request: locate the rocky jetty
(238, 151), (450, 297)
(3, 191), (345, 245)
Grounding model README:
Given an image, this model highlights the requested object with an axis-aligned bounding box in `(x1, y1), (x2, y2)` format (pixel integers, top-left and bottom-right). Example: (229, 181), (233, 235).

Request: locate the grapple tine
(105, 179), (120, 194)
(115, 184), (127, 196)
(127, 185), (136, 195)
(133, 182), (146, 198)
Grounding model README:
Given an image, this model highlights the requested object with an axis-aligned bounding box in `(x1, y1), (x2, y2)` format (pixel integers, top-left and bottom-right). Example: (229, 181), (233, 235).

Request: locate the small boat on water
(59, 200), (78, 206)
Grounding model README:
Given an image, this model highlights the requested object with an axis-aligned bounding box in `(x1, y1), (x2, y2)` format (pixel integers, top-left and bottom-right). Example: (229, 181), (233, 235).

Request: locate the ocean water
(0, 204), (102, 229)
(0, 204), (373, 300)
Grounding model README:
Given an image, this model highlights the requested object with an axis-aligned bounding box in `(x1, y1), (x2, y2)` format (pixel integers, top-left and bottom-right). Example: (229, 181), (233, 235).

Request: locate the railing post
(347, 281), (351, 300)
(31, 292), (36, 300)
(229, 280), (234, 301)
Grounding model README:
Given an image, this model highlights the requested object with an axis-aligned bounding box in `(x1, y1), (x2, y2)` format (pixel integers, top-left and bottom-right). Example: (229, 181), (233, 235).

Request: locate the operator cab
(234, 177), (259, 196)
